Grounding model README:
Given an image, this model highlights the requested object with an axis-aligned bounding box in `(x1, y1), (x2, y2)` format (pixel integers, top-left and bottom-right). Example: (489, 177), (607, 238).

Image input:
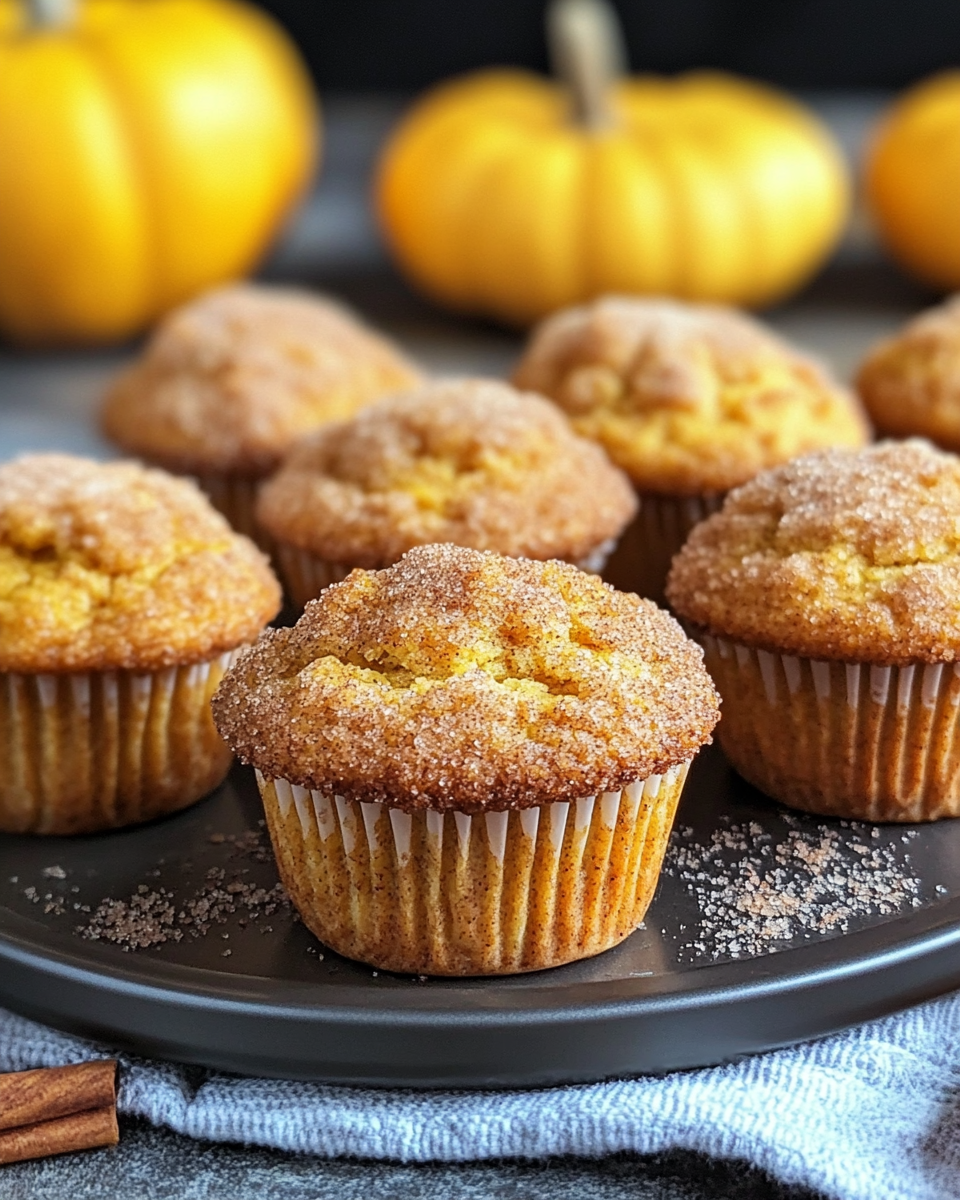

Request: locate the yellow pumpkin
(376, 3), (849, 326)
(0, 0), (318, 344)
(865, 71), (960, 292)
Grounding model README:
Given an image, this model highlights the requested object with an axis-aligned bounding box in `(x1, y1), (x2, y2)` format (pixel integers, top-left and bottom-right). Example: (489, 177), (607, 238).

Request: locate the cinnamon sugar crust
(512, 296), (869, 494)
(0, 455), (281, 673)
(667, 440), (960, 664)
(212, 545), (719, 811)
(856, 295), (960, 450)
(256, 378), (637, 566)
(101, 285), (423, 477)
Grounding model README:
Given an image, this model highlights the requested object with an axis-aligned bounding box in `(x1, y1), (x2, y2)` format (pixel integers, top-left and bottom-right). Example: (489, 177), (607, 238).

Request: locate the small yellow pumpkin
(0, 0), (318, 344)
(865, 71), (960, 292)
(376, 0), (849, 326)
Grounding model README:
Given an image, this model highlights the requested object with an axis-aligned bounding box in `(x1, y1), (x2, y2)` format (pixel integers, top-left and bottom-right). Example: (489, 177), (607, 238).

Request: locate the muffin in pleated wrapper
(668, 440), (960, 822)
(256, 378), (636, 610)
(513, 296), (869, 604)
(99, 284), (422, 549)
(0, 455), (280, 834)
(213, 545), (719, 976)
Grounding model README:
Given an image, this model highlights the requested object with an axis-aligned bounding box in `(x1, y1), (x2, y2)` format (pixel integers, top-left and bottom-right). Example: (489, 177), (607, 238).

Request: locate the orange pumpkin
(376, 0), (849, 326)
(0, 0), (318, 344)
(865, 71), (960, 292)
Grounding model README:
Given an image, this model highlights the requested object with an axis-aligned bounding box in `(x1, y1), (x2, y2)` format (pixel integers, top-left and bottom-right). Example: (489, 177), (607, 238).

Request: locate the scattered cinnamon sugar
(75, 830), (293, 952)
(662, 814), (926, 961)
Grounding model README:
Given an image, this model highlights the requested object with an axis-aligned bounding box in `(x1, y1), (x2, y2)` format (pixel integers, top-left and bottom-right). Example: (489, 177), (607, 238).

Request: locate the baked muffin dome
(213, 544), (719, 812)
(256, 378), (637, 569)
(512, 296), (869, 494)
(100, 284), (423, 477)
(0, 454), (280, 673)
(667, 439), (960, 665)
(856, 295), (960, 449)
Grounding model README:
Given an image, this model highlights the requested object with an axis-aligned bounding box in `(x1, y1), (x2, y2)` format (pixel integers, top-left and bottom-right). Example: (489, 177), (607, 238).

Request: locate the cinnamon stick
(0, 1061), (116, 1132)
(0, 1105), (118, 1165)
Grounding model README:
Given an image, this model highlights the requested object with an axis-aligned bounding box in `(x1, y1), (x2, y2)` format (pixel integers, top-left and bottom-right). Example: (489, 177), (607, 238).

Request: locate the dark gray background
(253, 0), (956, 91)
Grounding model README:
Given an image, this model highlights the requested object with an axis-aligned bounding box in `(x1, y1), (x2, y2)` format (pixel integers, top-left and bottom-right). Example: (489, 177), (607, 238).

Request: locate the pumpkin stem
(547, 0), (626, 130)
(25, 0), (76, 28)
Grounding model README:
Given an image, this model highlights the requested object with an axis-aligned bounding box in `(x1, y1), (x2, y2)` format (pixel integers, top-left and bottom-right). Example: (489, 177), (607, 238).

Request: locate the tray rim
(2, 890), (960, 1024)
(4, 753), (960, 1083)
(3, 902), (960, 1085)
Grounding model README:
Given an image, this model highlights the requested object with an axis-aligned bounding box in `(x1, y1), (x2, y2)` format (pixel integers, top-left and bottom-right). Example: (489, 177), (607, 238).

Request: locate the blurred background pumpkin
(0, 0), (318, 344)
(864, 71), (960, 293)
(374, 0), (850, 326)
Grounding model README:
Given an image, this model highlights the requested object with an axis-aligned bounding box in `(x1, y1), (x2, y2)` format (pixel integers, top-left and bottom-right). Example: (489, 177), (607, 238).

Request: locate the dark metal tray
(1, 745), (959, 1087)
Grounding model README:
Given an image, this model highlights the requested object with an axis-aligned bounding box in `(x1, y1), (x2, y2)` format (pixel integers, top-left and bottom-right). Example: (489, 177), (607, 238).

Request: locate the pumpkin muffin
(513, 296), (870, 602)
(856, 295), (960, 449)
(256, 377), (637, 607)
(667, 439), (960, 822)
(0, 454), (280, 834)
(212, 544), (719, 975)
(100, 284), (423, 545)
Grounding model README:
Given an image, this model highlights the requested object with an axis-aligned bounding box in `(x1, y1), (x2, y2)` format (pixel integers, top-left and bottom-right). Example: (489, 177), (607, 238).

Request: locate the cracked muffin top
(0, 454), (280, 673)
(256, 378), (637, 567)
(667, 440), (960, 664)
(856, 295), (960, 450)
(100, 285), (423, 477)
(512, 296), (869, 494)
(212, 544), (719, 811)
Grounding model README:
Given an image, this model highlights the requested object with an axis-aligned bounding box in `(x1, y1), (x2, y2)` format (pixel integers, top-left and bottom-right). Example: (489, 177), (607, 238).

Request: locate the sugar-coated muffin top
(0, 455), (281, 673)
(667, 440), (960, 664)
(100, 285), (423, 476)
(512, 296), (869, 494)
(256, 378), (637, 567)
(856, 295), (960, 450)
(213, 544), (719, 811)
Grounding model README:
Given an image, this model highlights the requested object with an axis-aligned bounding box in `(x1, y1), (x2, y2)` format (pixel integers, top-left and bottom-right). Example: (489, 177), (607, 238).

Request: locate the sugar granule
(663, 816), (925, 961)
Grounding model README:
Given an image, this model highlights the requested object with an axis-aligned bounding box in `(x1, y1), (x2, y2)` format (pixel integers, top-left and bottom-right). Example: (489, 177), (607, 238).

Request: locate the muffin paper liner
(274, 538), (619, 610)
(609, 492), (724, 604)
(194, 472), (272, 555)
(0, 649), (241, 835)
(702, 635), (960, 821)
(273, 545), (353, 609)
(257, 762), (690, 975)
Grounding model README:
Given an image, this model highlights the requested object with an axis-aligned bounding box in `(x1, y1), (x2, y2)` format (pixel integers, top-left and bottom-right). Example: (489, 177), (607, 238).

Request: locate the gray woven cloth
(2, 993), (960, 1200)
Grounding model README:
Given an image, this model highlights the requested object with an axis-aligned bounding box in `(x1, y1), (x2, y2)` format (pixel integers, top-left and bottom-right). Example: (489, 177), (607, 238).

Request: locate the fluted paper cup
(604, 493), (724, 605)
(702, 634), (960, 822)
(273, 545), (353, 609)
(257, 762), (691, 975)
(194, 472), (271, 554)
(0, 649), (242, 835)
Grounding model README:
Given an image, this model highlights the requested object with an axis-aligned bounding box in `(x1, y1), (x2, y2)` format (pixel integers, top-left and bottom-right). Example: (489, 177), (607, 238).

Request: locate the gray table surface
(0, 93), (937, 1199)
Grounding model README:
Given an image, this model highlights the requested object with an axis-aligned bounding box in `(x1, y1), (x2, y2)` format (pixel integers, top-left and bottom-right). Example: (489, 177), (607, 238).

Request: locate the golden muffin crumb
(100, 285), (423, 476)
(0, 455), (281, 673)
(667, 440), (960, 664)
(213, 544), (719, 810)
(512, 296), (869, 494)
(856, 295), (960, 449)
(256, 378), (637, 567)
